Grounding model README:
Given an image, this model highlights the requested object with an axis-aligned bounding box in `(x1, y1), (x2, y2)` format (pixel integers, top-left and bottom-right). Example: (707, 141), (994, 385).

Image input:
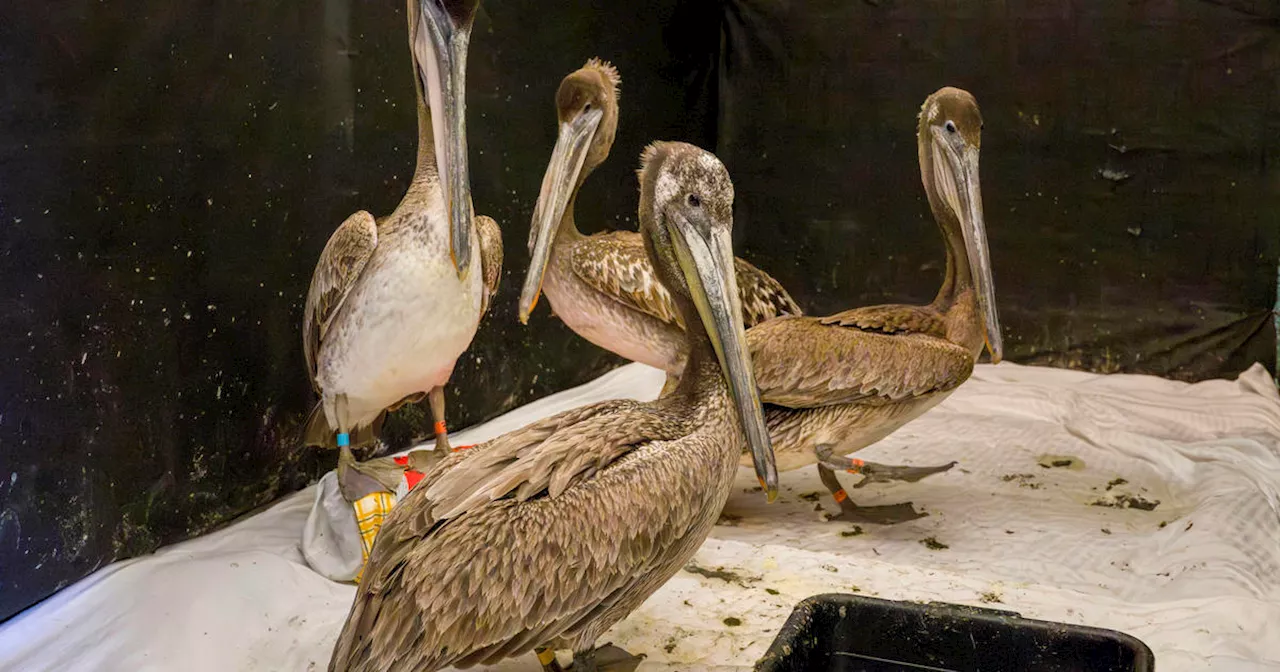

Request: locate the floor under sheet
(3, 362), (1280, 671)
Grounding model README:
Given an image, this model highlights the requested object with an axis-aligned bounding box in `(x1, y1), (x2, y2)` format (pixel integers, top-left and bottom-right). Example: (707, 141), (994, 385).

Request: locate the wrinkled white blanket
(2, 362), (1278, 671)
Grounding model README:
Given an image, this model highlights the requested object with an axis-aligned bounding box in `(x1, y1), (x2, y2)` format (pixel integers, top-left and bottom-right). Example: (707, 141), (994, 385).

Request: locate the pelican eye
(687, 193), (701, 208)
(945, 120), (957, 134)
(584, 102), (593, 112)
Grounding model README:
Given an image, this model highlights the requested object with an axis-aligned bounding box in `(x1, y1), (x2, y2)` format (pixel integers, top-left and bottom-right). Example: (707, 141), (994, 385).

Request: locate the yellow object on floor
(351, 491), (397, 584)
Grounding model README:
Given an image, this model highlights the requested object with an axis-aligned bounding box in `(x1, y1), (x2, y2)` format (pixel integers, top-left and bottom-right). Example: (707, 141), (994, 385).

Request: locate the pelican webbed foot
(815, 445), (956, 487)
(814, 445), (956, 525)
(336, 444), (403, 502)
(570, 643), (646, 672)
(403, 447), (446, 473)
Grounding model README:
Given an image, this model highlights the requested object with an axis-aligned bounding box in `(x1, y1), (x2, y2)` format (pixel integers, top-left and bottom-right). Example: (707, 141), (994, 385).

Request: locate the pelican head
(637, 141), (778, 501)
(408, 0), (480, 277)
(519, 59), (622, 323)
(919, 87), (1002, 363)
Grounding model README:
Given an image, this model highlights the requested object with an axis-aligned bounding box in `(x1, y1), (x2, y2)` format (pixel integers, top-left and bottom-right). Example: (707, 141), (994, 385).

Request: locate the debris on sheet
(920, 536), (949, 550)
(1001, 473), (1042, 489)
(979, 590), (1004, 604)
(683, 564), (759, 588)
(840, 525), (864, 537)
(7, 362), (1280, 672)
(1037, 454), (1085, 469)
(797, 491), (821, 502)
(716, 512), (742, 527)
(1106, 477), (1128, 490)
(722, 617), (742, 627)
(1091, 493), (1160, 511)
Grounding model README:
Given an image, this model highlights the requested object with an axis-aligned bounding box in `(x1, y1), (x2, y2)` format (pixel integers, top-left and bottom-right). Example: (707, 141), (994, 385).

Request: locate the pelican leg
(333, 394), (370, 502)
(428, 385), (452, 452)
(814, 445), (955, 525)
(570, 643), (645, 672)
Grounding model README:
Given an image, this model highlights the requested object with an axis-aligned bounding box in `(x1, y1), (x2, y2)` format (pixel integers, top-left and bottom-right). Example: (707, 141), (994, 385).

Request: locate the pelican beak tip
(758, 477), (778, 502)
(518, 294), (539, 324)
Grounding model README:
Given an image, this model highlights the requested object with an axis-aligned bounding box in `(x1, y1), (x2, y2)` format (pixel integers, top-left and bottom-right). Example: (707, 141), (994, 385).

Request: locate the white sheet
(2, 362), (1278, 671)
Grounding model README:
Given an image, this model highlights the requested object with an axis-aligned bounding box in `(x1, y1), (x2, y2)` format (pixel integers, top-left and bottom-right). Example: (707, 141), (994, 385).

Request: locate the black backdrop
(719, 0), (1279, 379)
(1, 0), (1276, 621)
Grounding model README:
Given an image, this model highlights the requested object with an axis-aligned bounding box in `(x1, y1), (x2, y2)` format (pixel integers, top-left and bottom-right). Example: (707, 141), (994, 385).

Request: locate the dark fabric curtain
(716, 0), (1279, 380)
(0, 0), (718, 621)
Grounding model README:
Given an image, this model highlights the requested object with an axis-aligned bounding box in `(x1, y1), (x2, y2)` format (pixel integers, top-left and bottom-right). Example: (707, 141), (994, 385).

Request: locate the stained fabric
(2, 361), (1279, 670)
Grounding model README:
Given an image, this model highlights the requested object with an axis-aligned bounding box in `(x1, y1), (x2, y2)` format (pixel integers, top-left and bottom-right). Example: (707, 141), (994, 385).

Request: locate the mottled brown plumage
(740, 87), (1004, 523)
(518, 60), (800, 380)
(476, 214), (504, 316)
(329, 142), (778, 672)
(819, 303), (948, 336)
(569, 230), (798, 332)
(750, 318), (972, 409)
(304, 211), (379, 393)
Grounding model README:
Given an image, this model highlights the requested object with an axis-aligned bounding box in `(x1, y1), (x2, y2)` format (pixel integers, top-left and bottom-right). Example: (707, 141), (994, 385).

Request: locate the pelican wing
(734, 255), (804, 323)
(476, 214), (504, 318)
(819, 303), (946, 336)
(303, 210), (378, 390)
(570, 231), (683, 326)
(571, 230), (802, 329)
(748, 316), (974, 409)
(422, 399), (689, 519)
(330, 399), (702, 672)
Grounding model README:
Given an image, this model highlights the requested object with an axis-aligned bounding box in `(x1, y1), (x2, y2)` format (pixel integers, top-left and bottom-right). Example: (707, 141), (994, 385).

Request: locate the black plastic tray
(755, 593), (1154, 672)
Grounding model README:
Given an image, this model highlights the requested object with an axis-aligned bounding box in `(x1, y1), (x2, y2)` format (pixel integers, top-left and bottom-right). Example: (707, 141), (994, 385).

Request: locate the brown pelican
(302, 0), (502, 500)
(744, 87), (1002, 524)
(328, 142), (778, 672)
(518, 59), (801, 391)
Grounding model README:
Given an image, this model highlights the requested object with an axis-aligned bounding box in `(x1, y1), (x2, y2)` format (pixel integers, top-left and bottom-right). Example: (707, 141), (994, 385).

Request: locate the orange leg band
(433, 421), (447, 436)
(832, 488), (849, 503)
(846, 458), (865, 475)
